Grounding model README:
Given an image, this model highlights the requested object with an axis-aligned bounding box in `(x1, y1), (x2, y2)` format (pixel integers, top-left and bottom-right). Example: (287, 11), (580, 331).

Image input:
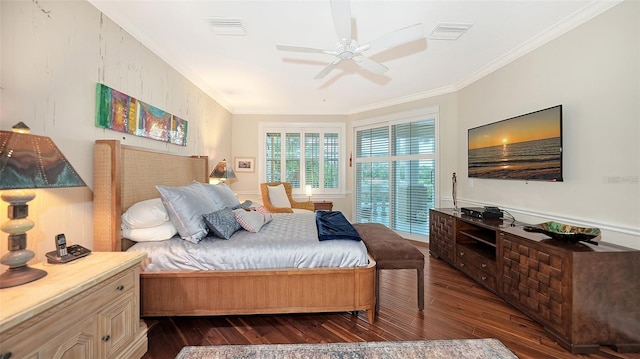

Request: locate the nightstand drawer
(313, 201), (333, 211)
(94, 266), (136, 306)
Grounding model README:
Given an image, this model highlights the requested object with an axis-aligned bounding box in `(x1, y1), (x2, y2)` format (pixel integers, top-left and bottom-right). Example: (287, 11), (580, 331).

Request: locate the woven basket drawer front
(501, 234), (567, 332)
(429, 211), (455, 264)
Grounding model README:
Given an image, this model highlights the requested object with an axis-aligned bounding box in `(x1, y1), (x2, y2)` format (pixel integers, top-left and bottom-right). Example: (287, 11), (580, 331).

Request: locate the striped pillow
(233, 209), (272, 233)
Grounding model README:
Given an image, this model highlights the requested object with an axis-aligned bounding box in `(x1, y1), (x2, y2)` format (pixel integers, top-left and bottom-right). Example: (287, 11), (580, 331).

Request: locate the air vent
(205, 17), (246, 36)
(428, 23), (472, 40)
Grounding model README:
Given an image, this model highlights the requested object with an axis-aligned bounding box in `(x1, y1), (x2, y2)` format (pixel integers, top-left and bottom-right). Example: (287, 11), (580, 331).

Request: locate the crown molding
(454, 0), (623, 92)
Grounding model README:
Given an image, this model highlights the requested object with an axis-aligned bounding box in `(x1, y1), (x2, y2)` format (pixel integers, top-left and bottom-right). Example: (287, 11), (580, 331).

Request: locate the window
(354, 111), (437, 237)
(260, 123), (345, 195)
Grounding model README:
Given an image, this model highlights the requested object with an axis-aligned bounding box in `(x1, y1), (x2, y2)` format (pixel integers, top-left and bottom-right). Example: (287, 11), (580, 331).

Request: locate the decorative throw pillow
(122, 221), (178, 242)
(233, 208), (273, 233)
(255, 206), (270, 215)
(122, 198), (170, 228)
(263, 212), (273, 224)
(267, 184), (291, 208)
(202, 182), (241, 208)
(233, 200), (253, 210)
(203, 208), (242, 240)
(156, 182), (222, 243)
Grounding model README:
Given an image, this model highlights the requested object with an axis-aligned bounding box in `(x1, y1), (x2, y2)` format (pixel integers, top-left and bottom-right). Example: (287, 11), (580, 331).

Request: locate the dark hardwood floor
(141, 243), (640, 359)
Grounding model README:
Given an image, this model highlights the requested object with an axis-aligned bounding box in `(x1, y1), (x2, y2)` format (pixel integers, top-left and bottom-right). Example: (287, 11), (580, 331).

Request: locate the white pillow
(122, 198), (170, 228)
(233, 209), (273, 233)
(122, 221), (178, 242)
(267, 184), (291, 208)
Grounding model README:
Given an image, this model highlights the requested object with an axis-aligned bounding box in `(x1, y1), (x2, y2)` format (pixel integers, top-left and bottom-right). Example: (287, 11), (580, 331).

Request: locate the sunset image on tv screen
(468, 105), (562, 181)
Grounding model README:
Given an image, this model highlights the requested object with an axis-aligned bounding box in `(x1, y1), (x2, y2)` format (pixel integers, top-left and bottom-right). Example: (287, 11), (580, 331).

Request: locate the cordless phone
(56, 234), (68, 257)
(46, 234), (91, 264)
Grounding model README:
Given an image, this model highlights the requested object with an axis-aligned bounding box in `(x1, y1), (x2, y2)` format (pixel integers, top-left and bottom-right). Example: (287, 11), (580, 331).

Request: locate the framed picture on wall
(235, 157), (255, 173)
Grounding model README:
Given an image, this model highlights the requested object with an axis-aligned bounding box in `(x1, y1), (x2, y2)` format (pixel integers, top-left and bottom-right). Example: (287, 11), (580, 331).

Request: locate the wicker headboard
(93, 140), (208, 251)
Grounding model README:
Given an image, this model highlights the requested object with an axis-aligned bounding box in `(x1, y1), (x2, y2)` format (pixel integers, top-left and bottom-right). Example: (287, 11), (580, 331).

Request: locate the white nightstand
(0, 252), (148, 359)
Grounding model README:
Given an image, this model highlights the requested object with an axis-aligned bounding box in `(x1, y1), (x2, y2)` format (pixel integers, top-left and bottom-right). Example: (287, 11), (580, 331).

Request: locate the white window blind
(355, 118), (437, 236)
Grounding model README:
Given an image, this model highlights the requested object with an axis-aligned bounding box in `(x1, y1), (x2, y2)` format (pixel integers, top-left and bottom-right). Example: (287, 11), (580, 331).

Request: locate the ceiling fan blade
(276, 45), (328, 54)
(314, 59), (343, 79)
(352, 56), (388, 75)
(361, 23), (424, 53)
(330, 0), (352, 41)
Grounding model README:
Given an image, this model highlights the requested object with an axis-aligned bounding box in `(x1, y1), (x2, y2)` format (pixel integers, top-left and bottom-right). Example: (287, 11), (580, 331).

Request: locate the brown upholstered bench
(353, 223), (425, 313)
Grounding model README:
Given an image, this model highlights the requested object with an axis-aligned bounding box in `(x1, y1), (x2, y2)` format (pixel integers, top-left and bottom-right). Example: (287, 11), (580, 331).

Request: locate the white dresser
(0, 252), (148, 358)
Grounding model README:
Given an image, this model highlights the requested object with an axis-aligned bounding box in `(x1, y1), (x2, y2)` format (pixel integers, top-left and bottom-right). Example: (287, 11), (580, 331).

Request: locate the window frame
(259, 122), (346, 197)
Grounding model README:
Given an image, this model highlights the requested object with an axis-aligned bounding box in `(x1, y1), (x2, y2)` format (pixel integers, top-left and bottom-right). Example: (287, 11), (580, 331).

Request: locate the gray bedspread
(127, 211), (369, 271)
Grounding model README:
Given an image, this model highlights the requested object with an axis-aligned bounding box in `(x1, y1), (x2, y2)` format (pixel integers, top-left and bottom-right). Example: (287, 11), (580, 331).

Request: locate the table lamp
(305, 185), (313, 201)
(209, 159), (236, 183)
(0, 122), (86, 288)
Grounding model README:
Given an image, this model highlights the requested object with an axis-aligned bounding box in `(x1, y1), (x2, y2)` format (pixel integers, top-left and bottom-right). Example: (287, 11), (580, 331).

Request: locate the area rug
(175, 338), (519, 359)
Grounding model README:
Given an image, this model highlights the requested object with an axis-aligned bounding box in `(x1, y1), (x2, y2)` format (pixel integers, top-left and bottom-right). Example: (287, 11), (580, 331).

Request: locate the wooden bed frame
(93, 140), (376, 322)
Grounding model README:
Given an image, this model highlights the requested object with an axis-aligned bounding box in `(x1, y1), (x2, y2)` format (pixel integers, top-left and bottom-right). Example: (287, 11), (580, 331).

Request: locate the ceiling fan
(276, 0), (424, 79)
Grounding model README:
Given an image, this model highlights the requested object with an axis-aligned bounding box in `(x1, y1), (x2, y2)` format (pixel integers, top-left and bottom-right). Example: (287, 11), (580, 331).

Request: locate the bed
(93, 140), (376, 322)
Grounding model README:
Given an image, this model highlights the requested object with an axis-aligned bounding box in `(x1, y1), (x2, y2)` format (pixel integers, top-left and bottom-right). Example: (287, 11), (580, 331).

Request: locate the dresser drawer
(92, 267), (136, 307)
(455, 244), (497, 274)
(455, 243), (497, 292)
(456, 259), (497, 291)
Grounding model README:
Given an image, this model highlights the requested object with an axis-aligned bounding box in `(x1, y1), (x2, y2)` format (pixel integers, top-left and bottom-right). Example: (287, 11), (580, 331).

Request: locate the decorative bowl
(523, 221), (601, 244)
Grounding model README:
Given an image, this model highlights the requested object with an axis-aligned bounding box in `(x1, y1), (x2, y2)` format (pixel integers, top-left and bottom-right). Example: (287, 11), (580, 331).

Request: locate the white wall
(0, 0), (232, 267)
(455, 1), (639, 248)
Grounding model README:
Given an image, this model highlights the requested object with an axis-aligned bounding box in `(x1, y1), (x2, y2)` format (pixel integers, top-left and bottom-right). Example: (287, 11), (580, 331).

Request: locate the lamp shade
(209, 159), (236, 181)
(0, 123), (86, 288)
(0, 122), (86, 189)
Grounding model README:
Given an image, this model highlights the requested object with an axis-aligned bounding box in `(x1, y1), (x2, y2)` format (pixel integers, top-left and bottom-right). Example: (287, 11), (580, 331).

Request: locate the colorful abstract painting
(95, 84), (188, 146)
(170, 116), (188, 146)
(138, 101), (170, 141)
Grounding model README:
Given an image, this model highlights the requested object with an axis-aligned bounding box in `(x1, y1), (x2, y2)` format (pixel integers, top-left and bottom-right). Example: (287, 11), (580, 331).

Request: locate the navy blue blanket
(315, 211), (362, 241)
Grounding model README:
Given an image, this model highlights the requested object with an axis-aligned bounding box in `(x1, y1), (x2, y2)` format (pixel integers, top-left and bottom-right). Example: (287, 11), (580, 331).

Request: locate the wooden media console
(429, 208), (640, 354)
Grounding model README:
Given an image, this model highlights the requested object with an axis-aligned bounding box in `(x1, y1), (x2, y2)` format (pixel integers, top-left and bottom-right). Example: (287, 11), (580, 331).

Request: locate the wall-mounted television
(468, 105), (563, 181)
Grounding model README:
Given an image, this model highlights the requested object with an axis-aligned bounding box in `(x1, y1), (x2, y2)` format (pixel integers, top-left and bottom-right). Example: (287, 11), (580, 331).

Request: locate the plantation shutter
(285, 133), (300, 187)
(262, 125), (343, 196)
(305, 133), (320, 188)
(265, 132), (281, 182)
(324, 133), (339, 189)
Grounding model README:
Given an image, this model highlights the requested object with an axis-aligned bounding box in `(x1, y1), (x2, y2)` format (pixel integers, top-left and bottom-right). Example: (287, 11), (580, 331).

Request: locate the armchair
(260, 182), (314, 213)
